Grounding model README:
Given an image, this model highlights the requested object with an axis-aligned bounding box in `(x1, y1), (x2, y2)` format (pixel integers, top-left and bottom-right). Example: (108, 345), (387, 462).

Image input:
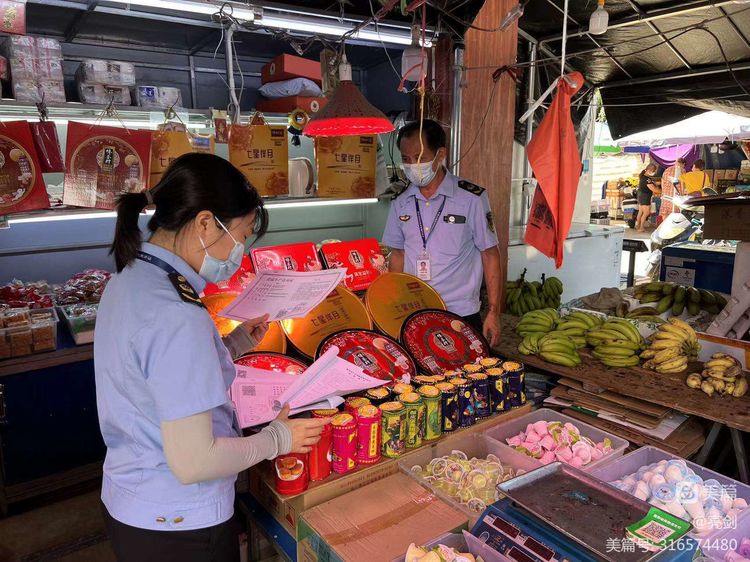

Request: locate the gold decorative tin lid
(366, 387), (390, 399)
(435, 382), (456, 393)
(201, 292), (240, 337)
(379, 401), (405, 412)
(392, 383), (414, 395)
(463, 364), (483, 374)
(253, 321), (287, 354)
(467, 373), (488, 381)
(331, 413), (355, 427)
(358, 404), (380, 418)
(485, 368), (505, 377)
(480, 357), (501, 369)
(399, 391), (422, 404)
(364, 272), (445, 339)
(418, 385), (440, 398)
(281, 286), (372, 358)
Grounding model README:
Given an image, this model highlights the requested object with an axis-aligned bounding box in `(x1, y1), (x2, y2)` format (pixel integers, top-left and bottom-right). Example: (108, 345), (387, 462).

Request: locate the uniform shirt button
(156, 517), (166, 523)
(425, 227), (430, 232)
(425, 202), (430, 207)
(173, 516), (184, 524)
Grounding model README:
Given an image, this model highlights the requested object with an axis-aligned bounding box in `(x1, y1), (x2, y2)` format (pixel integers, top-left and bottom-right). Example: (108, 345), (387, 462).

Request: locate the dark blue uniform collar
(406, 170), (457, 201)
(140, 242), (207, 295)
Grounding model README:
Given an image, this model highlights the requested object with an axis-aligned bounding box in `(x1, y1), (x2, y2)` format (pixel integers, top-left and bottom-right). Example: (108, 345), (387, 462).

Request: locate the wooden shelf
(495, 314), (750, 433)
(0, 344), (93, 378)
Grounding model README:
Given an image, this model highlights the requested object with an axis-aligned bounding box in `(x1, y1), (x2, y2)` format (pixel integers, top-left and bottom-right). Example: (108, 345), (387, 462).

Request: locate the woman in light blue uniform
(96, 153), (329, 561)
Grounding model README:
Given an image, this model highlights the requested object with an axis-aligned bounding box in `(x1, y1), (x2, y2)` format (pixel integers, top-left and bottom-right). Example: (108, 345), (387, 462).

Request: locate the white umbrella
(616, 111), (750, 147)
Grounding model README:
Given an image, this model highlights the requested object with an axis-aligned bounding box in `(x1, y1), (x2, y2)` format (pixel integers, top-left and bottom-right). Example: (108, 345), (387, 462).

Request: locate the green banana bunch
(515, 309), (558, 337)
(506, 270), (563, 315)
(634, 282), (728, 318)
(585, 317), (644, 368)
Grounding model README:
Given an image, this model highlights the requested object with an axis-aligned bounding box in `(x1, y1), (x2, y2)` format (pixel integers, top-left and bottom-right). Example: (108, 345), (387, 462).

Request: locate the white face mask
(198, 218), (244, 284)
(402, 157), (440, 187)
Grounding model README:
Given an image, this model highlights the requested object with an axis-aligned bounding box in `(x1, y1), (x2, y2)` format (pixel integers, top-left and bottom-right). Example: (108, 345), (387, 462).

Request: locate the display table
(243, 403), (532, 559)
(496, 314), (750, 482)
(0, 329), (103, 515)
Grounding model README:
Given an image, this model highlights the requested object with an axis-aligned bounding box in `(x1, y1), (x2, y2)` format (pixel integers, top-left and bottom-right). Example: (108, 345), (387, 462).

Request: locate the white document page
(274, 346), (387, 411)
(218, 268), (347, 322)
(230, 346), (385, 428)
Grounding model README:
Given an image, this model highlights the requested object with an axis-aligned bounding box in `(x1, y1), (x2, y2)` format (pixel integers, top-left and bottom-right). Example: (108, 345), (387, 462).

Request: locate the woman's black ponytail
(111, 191), (150, 272)
(109, 153), (267, 272)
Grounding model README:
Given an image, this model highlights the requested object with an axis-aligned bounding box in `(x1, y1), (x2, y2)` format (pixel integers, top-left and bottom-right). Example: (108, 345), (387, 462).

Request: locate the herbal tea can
(344, 396), (371, 418)
(356, 405), (382, 465)
(417, 385), (442, 440)
(399, 391), (425, 449)
(486, 368), (508, 413)
(365, 386), (391, 406)
(480, 357), (501, 370)
(274, 453), (309, 495)
(392, 383), (414, 396)
(379, 401), (406, 458)
(502, 361), (526, 408)
(467, 373), (491, 419)
(436, 382), (458, 433)
(309, 423), (332, 481)
(331, 413), (357, 474)
(462, 363), (483, 375)
(450, 377), (475, 428)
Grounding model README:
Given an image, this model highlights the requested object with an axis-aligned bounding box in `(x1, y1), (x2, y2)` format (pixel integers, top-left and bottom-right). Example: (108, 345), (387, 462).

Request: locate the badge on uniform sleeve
(486, 212), (495, 233)
(168, 272), (205, 307)
(399, 215), (411, 222)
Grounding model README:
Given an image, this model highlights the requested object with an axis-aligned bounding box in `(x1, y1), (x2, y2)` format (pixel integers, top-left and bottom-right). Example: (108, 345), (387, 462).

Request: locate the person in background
(635, 163), (660, 232)
(382, 119), (502, 346)
(96, 153), (329, 561)
(660, 157), (686, 220)
(680, 159), (711, 195)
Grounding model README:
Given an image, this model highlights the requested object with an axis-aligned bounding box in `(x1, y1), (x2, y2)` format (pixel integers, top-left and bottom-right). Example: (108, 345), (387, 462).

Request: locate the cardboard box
(319, 238), (386, 292)
(251, 242), (322, 272)
(692, 193), (750, 241)
(248, 405), (532, 537)
(262, 54), (322, 85)
(256, 96), (327, 115)
(297, 473), (468, 562)
(0, 1), (26, 36)
(316, 135), (377, 198)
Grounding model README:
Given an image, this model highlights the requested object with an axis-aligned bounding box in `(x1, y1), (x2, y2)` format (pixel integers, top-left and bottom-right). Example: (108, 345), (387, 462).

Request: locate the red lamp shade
(304, 64), (395, 137)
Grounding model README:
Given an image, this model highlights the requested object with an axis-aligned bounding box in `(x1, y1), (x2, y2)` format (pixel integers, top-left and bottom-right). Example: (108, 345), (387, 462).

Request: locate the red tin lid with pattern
(234, 352), (307, 376)
(400, 309), (490, 376)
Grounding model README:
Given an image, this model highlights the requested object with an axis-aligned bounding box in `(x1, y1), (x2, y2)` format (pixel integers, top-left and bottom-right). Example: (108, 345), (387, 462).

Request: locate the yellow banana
(668, 318), (698, 344)
(705, 358), (737, 370)
(652, 330), (686, 344)
(605, 318), (643, 344)
(656, 323), (689, 340)
(594, 346), (638, 358)
(640, 349), (657, 359)
(655, 356), (688, 371)
(657, 365), (691, 374)
(649, 339), (685, 350)
(653, 347), (681, 365)
(587, 329), (627, 342)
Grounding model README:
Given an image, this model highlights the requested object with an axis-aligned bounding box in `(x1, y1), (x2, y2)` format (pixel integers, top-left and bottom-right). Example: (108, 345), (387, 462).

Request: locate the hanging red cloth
(524, 72), (584, 268)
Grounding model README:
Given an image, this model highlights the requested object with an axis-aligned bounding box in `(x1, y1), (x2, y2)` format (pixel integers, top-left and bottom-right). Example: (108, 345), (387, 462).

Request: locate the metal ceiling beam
(542, 0), (632, 79)
(63, 0), (98, 42)
(517, 28), (594, 91)
(718, 5), (750, 50)
(598, 60), (750, 89)
(620, 0), (691, 69)
(189, 30), (221, 55)
(538, 0), (743, 44)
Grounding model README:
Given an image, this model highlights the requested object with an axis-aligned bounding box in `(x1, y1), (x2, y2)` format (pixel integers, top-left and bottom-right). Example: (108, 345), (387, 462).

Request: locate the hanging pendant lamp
(304, 55), (395, 137)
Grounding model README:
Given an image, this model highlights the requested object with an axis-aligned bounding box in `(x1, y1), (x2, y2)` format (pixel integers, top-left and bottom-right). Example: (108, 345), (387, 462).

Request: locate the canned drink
(436, 382), (458, 432)
(356, 405), (382, 465)
(450, 377), (475, 427)
(365, 386), (391, 406)
(417, 385), (442, 440)
(462, 363), (483, 375)
(392, 383), (414, 395)
(274, 453), (309, 495)
(379, 401), (406, 458)
(467, 373), (491, 419)
(485, 368), (508, 413)
(480, 357), (501, 370)
(344, 397), (371, 418)
(502, 361), (526, 408)
(331, 413), (357, 474)
(312, 408), (339, 418)
(309, 423), (332, 481)
(399, 391), (425, 449)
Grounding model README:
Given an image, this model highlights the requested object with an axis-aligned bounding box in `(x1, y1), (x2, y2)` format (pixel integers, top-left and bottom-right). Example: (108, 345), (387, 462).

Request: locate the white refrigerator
(507, 223), (625, 302)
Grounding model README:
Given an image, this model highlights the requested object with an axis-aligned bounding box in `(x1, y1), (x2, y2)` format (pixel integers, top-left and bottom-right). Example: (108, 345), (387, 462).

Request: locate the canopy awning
(616, 111), (750, 147)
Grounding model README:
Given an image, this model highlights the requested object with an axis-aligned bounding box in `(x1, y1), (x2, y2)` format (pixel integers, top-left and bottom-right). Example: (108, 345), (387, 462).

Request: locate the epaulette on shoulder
(457, 180), (485, 196)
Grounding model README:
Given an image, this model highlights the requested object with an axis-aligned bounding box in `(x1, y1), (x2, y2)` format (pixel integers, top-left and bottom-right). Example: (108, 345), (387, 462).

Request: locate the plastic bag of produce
(29, 121), (64, 173)
(0, 120), (50, 214)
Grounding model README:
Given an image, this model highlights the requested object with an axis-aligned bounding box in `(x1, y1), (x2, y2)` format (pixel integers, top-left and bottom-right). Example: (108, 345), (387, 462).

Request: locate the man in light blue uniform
(383, 119), (502, 345)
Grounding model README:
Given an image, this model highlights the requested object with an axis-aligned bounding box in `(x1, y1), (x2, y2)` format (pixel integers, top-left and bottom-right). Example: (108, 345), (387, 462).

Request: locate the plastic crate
(59, 303), (98, 345)
(391, 532), (511, 562)
(0, 307), (58, 359)
(398, 432), (539, 526)
(483, 408), (629, 472)
(701, 517), (750, 561)
(589, 445), (750, 542)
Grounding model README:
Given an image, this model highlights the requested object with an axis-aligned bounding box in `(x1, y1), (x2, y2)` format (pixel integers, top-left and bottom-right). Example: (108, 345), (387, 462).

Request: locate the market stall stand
(496, 313), (750, 483)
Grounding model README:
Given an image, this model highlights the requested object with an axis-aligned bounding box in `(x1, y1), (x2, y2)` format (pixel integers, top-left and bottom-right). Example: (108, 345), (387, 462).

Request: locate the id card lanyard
(414, 196), (446, 281)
